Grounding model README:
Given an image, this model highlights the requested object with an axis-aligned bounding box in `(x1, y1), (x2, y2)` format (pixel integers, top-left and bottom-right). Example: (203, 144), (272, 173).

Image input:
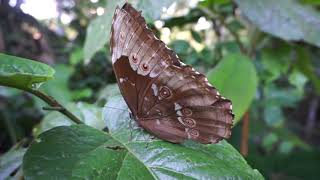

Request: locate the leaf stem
(26, 88), (83, 124)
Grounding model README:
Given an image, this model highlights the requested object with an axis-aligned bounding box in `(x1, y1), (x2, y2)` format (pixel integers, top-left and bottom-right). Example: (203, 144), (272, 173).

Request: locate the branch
(240, 111), (249, 156)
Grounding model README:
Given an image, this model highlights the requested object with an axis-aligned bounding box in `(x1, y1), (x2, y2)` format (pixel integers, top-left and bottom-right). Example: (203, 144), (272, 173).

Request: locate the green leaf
(289, 69), (308, 92)
(295, 47), (320, 94)
(263, 105), (284, 127)
(207, 53), (258, 124)
(262, 133), (278, 152)
(235, 0), (320, 47)
(83, 0), (126, 62)
(260, 50), (290, 83)
(191, 30), (202, 43)
(0, 53), (55, 90)
(23, 96), (263, 180)
(170, 40), (191, 55)
(0, 148), (26, 179)
(33, 102), (104, 136)
(69, 47), (84, 65)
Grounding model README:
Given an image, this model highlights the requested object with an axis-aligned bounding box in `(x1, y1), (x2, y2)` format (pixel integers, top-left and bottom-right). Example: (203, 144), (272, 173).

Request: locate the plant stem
(27, 88), (83, 124)
(240, 111), (249, 156)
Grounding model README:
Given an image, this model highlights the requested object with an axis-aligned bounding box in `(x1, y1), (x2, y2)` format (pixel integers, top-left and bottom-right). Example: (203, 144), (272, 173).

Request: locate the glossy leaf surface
(23, 95), (263, 179)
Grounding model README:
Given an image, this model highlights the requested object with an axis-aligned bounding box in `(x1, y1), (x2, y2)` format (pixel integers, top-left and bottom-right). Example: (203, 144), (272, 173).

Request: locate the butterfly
(110, 3), (233, 144)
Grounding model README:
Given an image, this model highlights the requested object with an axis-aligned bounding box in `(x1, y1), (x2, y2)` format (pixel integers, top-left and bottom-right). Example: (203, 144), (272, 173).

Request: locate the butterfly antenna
(103, 106), (128, 112)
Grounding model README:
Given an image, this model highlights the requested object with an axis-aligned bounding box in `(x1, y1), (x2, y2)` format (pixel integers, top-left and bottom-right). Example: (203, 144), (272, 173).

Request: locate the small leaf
(263, 106), (284, 127)
(262, 133), (278, 151)
(207, 53), (258, 124)
(289, 69), (308, 92)
(279, 141), (294, 154)
(170, 40), (191, 55)
(23, 95), (264, 179)
(235, 0), (320, 47)
(0, 53), (55, 90)
(191, 30), (202, 43)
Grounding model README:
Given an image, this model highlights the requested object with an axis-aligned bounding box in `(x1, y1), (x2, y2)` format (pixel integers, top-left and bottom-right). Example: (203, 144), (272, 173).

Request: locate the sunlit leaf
(207, 53), (258, 124)
(0, 53), (54, 90)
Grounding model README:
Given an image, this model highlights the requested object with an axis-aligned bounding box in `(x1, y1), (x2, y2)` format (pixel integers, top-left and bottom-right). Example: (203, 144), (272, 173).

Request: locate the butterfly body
(110, 3), (233, 144)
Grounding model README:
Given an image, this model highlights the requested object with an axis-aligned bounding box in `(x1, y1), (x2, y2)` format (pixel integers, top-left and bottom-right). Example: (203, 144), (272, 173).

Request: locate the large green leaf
(0, 53), (55, 90)
(23, 95), (263, 180)
(207, 54), (258, 124)
(235, 0), (320, 47)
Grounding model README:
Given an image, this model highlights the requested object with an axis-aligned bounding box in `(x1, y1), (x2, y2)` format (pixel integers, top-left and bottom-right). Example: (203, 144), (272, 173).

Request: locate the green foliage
(207, 54), (258, 123)
(0, 53), (55, 90)
(235, 0), (320, 47)
(23, 95), (263, 180)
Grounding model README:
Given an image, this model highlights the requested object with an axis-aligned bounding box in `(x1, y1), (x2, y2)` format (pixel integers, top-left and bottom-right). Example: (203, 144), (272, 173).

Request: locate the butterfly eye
(182, 108), (192, 116)
(188, 129), (199, 138)
(159, 86), (171, 99)
(183, 118), (196, 127)
(131, 53), (138, 63)
(142, 63), (148, 71)
(120, 31), (125, 39)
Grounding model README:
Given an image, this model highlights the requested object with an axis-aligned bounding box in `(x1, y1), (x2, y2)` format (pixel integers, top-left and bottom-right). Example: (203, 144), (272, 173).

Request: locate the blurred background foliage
(0, 0), (320, 179)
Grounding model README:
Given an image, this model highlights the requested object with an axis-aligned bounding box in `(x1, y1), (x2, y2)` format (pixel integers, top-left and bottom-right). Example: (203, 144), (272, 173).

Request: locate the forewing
(110, 3), (180, 114)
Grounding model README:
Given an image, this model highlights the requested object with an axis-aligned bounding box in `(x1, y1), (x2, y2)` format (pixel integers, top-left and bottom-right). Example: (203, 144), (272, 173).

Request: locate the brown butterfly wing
(139, 65), (233, 144)
(111, 3), (178, 115)
(110, 3), (233, 144)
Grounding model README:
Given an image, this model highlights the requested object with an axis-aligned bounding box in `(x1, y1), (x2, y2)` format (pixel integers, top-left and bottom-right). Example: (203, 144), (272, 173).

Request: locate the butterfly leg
(128, 115), (134, 141)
